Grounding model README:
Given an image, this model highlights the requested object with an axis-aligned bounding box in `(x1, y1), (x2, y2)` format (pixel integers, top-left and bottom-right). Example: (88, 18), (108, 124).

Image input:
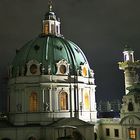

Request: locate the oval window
(60, 65), (66, 74)
(30, 64), (37, 74)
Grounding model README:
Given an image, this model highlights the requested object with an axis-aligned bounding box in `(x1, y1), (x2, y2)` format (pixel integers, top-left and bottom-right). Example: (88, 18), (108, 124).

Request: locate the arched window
(29, 92), (38, 112)
(59, 92), (68, 110)
(51, 24), (54, 34)
(83, 89), (90, 110)
(129, 128), (136, 139)
(128, 102), (134, 111)
(94, 133), (97, 140)
(56, 25), (59, 34)
(44, 23), (49, 34)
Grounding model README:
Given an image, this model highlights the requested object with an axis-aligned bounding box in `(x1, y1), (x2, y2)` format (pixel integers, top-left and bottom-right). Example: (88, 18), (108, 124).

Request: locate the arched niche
(59, 91), (68, 110)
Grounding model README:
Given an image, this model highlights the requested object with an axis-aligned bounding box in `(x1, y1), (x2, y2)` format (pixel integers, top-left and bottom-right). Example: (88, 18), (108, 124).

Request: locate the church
(0, 1), (140, 140)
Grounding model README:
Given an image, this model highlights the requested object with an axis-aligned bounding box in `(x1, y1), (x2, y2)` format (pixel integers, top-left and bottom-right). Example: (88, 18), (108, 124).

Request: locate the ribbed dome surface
(12, 35), (90, 77)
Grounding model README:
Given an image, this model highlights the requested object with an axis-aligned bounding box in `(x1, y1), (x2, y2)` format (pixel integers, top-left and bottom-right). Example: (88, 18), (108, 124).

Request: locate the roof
(11, 35), (91, 77)
(0, 118), (94, 129)
(124, 45), (133, 52)
(48, 118), (94, 127)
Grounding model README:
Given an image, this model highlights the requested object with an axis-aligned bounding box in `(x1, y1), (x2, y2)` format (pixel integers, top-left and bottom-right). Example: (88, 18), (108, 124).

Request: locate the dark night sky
(0, 0), (140, 110)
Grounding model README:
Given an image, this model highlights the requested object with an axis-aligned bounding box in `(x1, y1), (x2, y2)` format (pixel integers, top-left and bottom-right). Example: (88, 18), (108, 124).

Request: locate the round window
(30, 64), (37, 74)
(60, 65), (66, 74)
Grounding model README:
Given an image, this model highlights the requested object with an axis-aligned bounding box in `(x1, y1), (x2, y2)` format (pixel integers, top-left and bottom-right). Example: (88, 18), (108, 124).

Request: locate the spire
(48, 0), (53, 12)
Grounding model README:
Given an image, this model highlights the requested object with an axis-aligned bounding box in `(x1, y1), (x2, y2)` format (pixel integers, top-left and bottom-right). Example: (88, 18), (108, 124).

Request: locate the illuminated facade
(0, 2), (96, 140)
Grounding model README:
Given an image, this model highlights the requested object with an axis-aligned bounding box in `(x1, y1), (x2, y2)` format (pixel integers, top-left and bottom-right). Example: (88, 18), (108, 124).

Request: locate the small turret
(119, 46), (140, 94)
(123, 45), (134, 62)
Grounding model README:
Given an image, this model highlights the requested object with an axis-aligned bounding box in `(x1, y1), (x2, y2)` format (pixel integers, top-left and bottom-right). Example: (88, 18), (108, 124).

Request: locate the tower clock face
(30, 64), (37, 74)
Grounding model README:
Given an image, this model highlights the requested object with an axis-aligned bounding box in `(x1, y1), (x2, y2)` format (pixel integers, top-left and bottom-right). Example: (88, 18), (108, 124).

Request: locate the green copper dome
(10, 5), (93, 78)
(11, 35), (91, 77)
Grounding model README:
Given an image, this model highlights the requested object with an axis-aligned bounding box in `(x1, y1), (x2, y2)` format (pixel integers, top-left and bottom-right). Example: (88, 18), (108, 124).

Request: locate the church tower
(119, 47), (140, 140)
(119, 46), (140, 94)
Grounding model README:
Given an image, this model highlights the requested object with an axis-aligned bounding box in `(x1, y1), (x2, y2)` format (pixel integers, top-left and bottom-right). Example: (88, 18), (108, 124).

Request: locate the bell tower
(119, 45), (140, 94)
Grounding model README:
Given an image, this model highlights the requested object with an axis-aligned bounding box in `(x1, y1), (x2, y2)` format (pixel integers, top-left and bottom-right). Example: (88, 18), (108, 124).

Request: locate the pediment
(120, 115), (140, 125)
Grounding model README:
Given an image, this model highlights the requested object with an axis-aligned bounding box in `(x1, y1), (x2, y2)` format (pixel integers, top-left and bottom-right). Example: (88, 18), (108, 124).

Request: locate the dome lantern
(42, 0), (61, 36)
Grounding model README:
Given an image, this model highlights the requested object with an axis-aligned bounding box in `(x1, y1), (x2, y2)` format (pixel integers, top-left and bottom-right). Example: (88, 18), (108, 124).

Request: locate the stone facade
(0, 3), (97, 140)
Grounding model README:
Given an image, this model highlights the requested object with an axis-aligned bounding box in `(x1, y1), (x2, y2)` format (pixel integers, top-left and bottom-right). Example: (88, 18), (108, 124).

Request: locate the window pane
(129, 128), (136, 139)
(106, 128), (110, 136)
(114, 129), (119, 137)
(44, 23), (49, 34)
